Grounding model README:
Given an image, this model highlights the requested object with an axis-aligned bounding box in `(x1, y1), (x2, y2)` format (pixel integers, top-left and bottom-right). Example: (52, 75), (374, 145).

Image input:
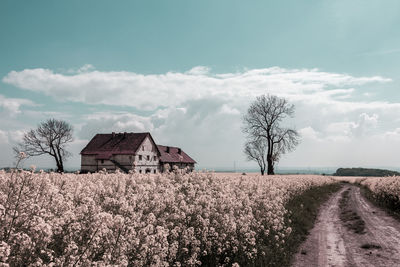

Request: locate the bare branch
(244, 138), (267, 175)
(13, 119), (73, 172)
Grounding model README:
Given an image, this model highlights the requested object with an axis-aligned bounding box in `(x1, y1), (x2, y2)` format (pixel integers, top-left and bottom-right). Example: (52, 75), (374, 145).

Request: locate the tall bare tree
(13, 119), (73, 172)
(243, 95), (300, 175)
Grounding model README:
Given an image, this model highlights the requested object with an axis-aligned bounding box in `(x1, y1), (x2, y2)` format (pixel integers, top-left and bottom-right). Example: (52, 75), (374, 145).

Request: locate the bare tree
(13, 119), (73, 172)
(244, 138), (268, 175)
(243, 95), (300, 175)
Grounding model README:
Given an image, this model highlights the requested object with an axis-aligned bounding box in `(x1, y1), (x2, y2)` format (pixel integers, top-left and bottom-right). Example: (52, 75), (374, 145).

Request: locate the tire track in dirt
(292, 184), (400, 267)
(352, 187), (400, 264)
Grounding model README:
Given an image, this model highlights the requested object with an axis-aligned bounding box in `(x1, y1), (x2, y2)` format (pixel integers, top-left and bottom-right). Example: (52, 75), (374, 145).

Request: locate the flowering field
(359, 176), (400, 198)
(357, 176), (400, 214)
(0, 169), (337, 266)
(334, 175), (400, 202)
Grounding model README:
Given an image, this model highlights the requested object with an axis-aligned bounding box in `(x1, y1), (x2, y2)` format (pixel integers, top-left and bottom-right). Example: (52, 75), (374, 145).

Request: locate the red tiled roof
(95, 153), (113, 160)
(81, 132), (153, 158)
(157, 145), (196, 164)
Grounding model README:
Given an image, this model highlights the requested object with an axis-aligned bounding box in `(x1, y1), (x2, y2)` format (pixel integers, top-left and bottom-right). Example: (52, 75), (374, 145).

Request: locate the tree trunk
(260, 168), (264, 175)
(267, 165), (274, 175)
(56, 155), (64, 173)
(267, 139), (274, 175)
(57, 163), (64, 173)
(55, 147), (64, 173)
(50, 144), (62, 172)
(267, 156), (274, 175)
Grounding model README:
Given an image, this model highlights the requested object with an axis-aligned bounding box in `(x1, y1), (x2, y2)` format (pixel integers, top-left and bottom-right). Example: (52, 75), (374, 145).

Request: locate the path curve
(292, 184), (400, 267)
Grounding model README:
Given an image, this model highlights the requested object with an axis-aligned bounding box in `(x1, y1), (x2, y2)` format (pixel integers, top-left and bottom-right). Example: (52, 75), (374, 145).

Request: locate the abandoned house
(80, 132), (196, 173)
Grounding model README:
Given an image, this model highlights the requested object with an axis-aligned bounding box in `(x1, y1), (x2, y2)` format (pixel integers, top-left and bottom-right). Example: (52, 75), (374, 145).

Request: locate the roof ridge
(157, 144), (181, 148)
(94, 132), (150, 135)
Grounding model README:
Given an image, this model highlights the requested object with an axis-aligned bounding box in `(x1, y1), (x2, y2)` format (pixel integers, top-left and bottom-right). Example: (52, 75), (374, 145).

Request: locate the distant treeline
(334, 168), (400, 177)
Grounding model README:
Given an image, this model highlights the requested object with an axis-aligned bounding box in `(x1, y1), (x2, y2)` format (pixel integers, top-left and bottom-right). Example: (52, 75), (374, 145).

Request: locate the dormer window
(139, 155), (142, 160)
(147, 155), (150, 161)
(142, 146), (144, 151)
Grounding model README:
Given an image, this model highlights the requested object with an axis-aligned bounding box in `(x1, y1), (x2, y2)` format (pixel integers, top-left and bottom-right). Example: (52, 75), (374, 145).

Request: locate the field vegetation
(0, 167), (340, 266)
(358, 176), (400, 220)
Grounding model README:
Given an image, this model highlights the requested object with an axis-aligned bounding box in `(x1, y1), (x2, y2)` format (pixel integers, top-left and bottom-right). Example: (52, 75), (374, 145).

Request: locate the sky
(1, 0), (400, 171)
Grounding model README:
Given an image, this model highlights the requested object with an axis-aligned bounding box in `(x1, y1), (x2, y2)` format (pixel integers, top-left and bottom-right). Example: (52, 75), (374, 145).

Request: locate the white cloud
(0, 94), (35, 116)
(79, 112), (155, 139)
(2, 66), (391, 111)
(0, 129), (27, 145)
(351, 113), (378, 136)
(77, 64), (95, 73)
(310, 113), (380, 143)
(383, 128), (400, 141)
(185, 66), (210, 76)
(326, 122), (353, 135)
(363, 92), (373, 97)
(8, 130), (25, 143)
(299, 127), (320, 141)
(219, 104), (240, 115)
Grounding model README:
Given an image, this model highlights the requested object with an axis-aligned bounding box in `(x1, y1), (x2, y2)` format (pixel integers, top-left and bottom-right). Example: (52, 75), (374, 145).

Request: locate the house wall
(134, 136), (159, 173)
(81, 155), (97, 172)
(96, 159), (118, 172)
(111, 154), (134, 171)
(81, 155), (116, 172)
(113, 154), (134, 165)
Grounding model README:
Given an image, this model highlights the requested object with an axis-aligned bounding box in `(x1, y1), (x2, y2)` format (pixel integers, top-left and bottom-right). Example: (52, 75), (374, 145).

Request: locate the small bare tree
(13, 119), (73, 172)
(244, 138), (268, 175)
(243, 95), (299, 175)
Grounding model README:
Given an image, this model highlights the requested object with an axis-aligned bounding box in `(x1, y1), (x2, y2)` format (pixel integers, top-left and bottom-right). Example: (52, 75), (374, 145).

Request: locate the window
(153, 169), (156, 174)
(139, 169), (142, 174)
(101, 160), (104, 164)
(147, 155), (150, 161)
(142, 146), (144, 151)
(129, 155), (132, 160)
(154, 156), (157, 161)
(139, 155), (142, 160)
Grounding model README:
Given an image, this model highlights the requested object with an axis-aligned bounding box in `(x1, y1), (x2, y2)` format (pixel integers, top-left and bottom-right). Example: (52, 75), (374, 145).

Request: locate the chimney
(112, 132), (115, 138)
(123, 132), (127, 137)
(178, 148), (181, 154)
(166, 146), (170, 153)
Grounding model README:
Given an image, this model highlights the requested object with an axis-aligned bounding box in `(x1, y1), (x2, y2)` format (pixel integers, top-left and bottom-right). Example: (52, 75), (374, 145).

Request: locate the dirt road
(292, 185), (400, 267)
